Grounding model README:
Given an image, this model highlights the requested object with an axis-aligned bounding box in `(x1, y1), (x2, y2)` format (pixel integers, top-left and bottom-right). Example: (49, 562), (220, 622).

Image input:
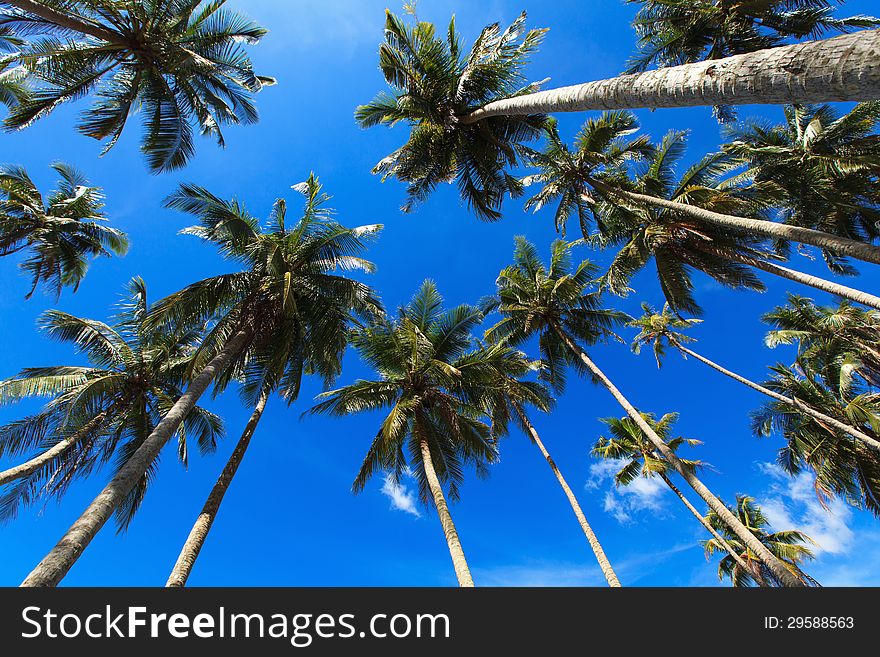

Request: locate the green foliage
(629, 302), (701, 368)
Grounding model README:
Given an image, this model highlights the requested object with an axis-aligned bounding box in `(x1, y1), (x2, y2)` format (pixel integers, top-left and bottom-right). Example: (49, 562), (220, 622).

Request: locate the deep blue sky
(2, 0), (879, 587)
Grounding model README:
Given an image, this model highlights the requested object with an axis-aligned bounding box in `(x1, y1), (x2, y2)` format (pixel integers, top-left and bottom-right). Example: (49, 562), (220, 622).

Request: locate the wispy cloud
(587, 459), (668, 524)
(380, 472), (422, 518)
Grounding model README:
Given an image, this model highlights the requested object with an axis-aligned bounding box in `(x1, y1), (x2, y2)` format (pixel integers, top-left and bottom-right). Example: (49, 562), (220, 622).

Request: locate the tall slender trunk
(462, 30), (880, 123)
(512, 402), (621, 587)
(550, 323), (806, 587)
(4, 0), (126, 45)
(656, 471), (760, 582)
(588, 181), (880, 267)
(0, 410), (109, 487)
(419, 438), (475, 587)
(20, 329), (252, 588)
(165, 391), (269, 588)
(674, 342), (880, 454)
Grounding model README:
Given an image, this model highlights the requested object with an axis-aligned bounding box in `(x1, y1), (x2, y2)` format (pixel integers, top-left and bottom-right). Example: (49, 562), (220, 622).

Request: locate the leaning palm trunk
(656, 471), (759, 582)
(0, 410), (110, 487)
(462, 30), (880, 123)
(419, 438), (475, 587)
(512, 402), (621, 587)
(550, 323), (805, 587)
(588, 181), (880, 267)
(20, 329), (252, 588)
(3, 0), (125, 44)
(673, 342), (880, 454)
(166, 391), (269, 588)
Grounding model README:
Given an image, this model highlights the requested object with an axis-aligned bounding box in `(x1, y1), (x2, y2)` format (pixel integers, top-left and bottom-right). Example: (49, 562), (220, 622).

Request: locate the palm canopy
(0, 162), (129, 298)
(0, 25), (27, 108)
(703, 495), (817, 587)
(0, 277), (223, 528)
(593, 412), (702, 484)
(149, 174), (383, 407)
(629, 302), (701, 368)
(596, 129), (771, 316)
(482, 237), (629, 393)
(309, 280), (499, 503)
(724, 103), (880, 274)
(625, 0), (877, 73)
(521, 111), (653, 237)
(1, 0), (275, 172)
(356, 8), (548, 221)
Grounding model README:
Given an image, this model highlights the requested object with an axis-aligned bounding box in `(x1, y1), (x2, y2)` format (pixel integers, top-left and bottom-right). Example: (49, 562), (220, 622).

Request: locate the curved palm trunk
(550, 323), (806, 587)
(166, 391), (269, 588)
(462, 30), (880, 123)
(512, 402), (621, 587)
(588, 181), (880, 267)
(0, 410), (109, 487)
(20, 329), (252, 588)
(4, 0), (125, 45)
(674, 343), (880, 454)
(656, 471), (759, 582)
(419, 438), (475, 587)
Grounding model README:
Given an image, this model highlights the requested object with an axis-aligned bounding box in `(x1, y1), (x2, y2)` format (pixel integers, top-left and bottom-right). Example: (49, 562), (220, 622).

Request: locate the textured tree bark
(420, 438), (475, 588)
(0, 410), (109, 487)
(3, 0), (126, 45)
(550, 323), (806, 587)
(588, 181), (880, 267)
(165, 391), (269, 588)
(462, 30), (880, 123)
(20, 329), (252, 588)
(513, 402), (621, 587)
(675, 343), (880, 454)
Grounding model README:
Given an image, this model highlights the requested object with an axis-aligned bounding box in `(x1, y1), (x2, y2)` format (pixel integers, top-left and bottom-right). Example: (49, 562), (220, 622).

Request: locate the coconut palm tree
(592, 412), (755, 578)
(20, 175), (382, 587)
(703, 495), (818, 587)
(725, 103), (880, 274)
(0, 277), (223, 529)
(310, 281), (499, 587)
(0, 0), (275, 172)
(0, 26), (27, 109)
(594, 130), (880, 310)
(356, 8), (547, 220)
(482, 341), (621, 586)
(0, 162), (129, 298)
(483, 236), (805, 586)
(629, 302), (880, 452)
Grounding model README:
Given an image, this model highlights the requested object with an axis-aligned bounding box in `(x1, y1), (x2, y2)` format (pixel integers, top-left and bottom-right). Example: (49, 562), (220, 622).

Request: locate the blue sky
(1, 0), (879, 587)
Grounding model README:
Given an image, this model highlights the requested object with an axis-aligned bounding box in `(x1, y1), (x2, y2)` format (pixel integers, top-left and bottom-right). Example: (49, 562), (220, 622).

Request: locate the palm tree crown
(0, 162), (129, 298)
(356, 9), (547, 221)
(1, 0), (275, 172)
(0, 25), (27, 108)
(629, 302), (701, 367)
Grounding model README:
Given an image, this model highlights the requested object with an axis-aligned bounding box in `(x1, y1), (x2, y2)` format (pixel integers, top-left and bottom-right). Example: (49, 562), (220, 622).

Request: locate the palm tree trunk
(550, 323), (806, 587)
(461, 30), (880, 123)
(674, 343), (880, 454)
(20, 329), (252, 588)
(587, 181), (880, 267)
(512, 401), (622, 587)
(4, 0), (125, 45)
(165, 391), (269, 588)
(419, 438), (475, 587)
(656, 471), (759, 581)
(0, 409), (109, 487)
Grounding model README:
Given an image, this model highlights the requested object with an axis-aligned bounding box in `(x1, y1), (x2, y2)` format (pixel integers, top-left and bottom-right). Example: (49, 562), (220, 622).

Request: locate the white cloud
(588, 459), (668, 524)
(380, 472), (422, 518)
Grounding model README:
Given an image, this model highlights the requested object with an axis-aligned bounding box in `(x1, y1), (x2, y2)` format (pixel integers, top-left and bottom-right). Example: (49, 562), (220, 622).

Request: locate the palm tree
(594, 130), (880, 310)
(592, 412), (755, 578)
(0, 26), (27, 109)
(20, 175), (382, 587)
(703, 495), (817, 587)
(310, 281), (499, 587)
(725, 103), (880, 274)
(0, 162), (129, 298)
(0, 277), (223, 529)
(629, 302), (880, 452)
(482, 341), (621, 586)
(356, 8), (547, 220)
(1, 0), (275, 172)
(483, 236), (806, 587)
